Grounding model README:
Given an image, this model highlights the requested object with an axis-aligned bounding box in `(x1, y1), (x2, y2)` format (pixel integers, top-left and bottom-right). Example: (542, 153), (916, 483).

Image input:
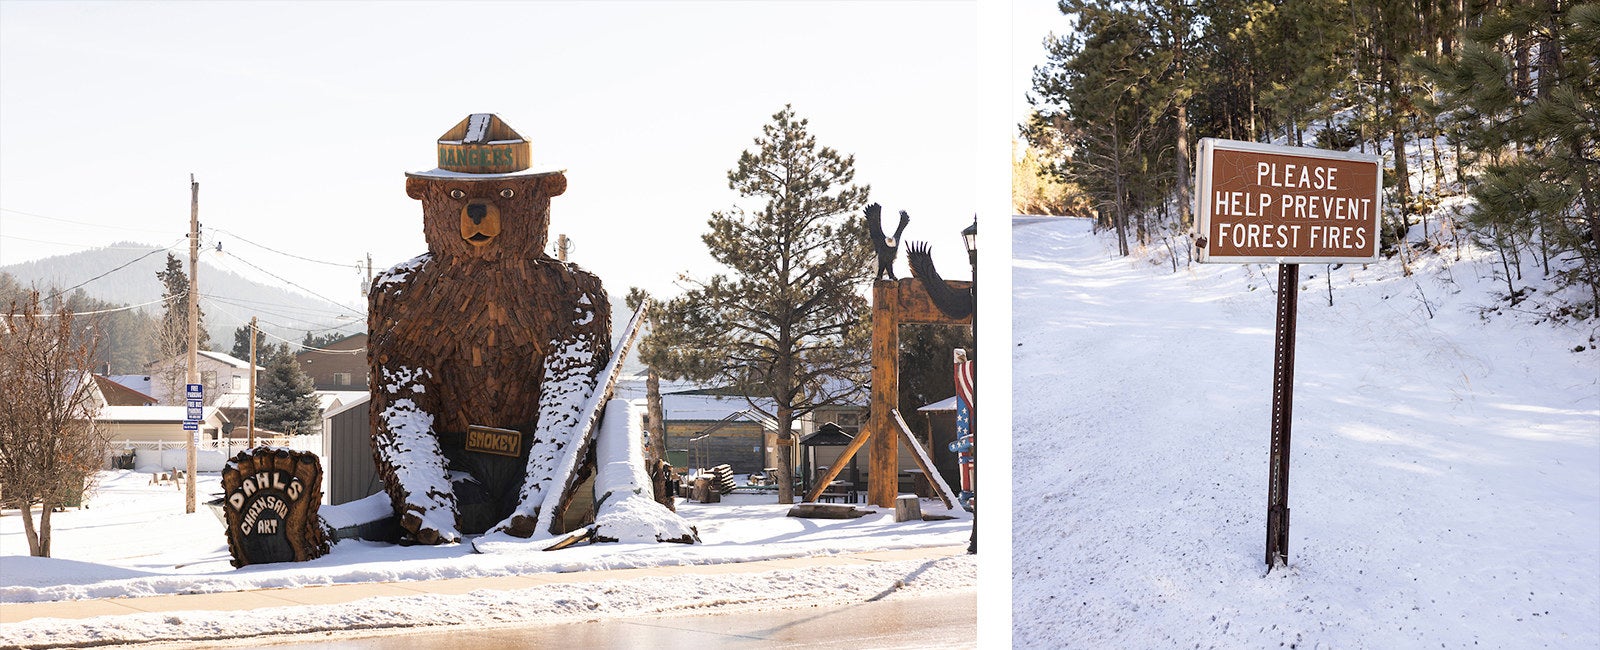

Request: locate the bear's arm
(368, 256), (461, 544)
(493, 268), (614, 537)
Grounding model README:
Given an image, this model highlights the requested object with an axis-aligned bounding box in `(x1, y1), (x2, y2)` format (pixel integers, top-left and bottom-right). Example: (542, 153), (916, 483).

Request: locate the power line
(203, 296), (362, 333)
(204, 296), (361, 329)
(202, 297), (365, 354)
(202, 292), (365, 320)
(212, 228), (359, 268)
(43, 238), (187, 299)
(216, 248), (358, 313)
(4, 295), (175, 319)
(0, 207), (180, 235)
(0, 234), (182, 251)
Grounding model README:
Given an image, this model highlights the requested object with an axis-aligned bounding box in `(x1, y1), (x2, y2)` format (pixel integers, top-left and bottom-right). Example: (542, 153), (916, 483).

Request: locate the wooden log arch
(805, 278), (971, 507)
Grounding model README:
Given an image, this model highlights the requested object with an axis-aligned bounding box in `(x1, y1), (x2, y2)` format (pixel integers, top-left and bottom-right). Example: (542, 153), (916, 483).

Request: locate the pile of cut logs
(679, 464), (739, 503)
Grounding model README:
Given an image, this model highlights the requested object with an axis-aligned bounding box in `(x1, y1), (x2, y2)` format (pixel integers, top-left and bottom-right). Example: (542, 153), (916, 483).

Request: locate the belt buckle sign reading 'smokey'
(1194, 138), (1382, 264)
(465, 425), (523, 457)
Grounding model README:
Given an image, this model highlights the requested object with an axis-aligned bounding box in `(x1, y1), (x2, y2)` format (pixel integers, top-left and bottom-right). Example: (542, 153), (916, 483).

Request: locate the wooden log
(869, 281), (899, 507)
(890, 409), (958, 510)
(894, 494), (922, 522)
(787, 503), (873, 519)
(894, 277), (974, 325)
(805, 426), (873, 502)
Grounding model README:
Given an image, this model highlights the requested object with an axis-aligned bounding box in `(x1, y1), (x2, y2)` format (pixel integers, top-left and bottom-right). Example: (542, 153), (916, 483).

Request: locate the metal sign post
(1265, 263), (1299, 568)
(1192, 138), (1381, 571)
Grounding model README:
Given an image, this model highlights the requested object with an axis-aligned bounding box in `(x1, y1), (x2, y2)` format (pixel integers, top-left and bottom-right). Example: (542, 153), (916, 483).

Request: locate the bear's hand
(400, 505), (462, 545)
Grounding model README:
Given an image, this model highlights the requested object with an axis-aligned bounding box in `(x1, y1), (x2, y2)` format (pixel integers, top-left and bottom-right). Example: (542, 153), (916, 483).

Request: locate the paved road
(247, 591), (976, 649)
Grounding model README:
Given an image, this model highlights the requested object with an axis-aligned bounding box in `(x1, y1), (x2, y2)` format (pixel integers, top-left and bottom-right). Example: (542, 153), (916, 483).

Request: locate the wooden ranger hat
(407, 113), (544, 179)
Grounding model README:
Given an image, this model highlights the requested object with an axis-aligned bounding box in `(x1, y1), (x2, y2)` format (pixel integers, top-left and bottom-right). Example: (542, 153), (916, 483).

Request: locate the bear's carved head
(405, 172), (568, 262)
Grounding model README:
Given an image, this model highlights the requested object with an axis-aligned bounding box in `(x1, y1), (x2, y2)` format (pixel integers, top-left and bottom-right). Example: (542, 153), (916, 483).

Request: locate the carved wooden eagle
(866, 203), (910, 282)
(906, 241), (973, 319)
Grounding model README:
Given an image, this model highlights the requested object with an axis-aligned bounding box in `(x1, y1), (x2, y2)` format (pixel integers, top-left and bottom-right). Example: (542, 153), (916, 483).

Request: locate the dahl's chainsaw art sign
(220, 447), (330, 568)
(1194, 138), (1383, 264)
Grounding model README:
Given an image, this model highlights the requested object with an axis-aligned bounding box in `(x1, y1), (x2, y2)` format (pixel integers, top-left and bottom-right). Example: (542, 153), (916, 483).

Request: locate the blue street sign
(183, 421), (199, 431)
(186, 406), (203, 420)
(186, 384), (204, 399)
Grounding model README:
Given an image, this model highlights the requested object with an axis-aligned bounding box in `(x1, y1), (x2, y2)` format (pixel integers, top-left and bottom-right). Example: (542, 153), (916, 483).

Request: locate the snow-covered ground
(0, 472), (971, 646)
(1012, 215), (1599, 648)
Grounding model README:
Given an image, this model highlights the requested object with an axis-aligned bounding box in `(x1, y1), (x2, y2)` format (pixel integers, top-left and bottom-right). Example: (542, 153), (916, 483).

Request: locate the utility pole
(361, 253), (373, 297)
(557, 234), (569, 262)
(185, 175), (199, 512)
(248, 316), (258, 448)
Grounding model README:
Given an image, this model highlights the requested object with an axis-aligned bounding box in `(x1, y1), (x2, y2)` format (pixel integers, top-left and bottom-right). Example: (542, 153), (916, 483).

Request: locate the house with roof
(652, 379), (870, 477)
(79, 373), (232, 471)
(295, 333), (368, 390)
(140, 350), (259, 407)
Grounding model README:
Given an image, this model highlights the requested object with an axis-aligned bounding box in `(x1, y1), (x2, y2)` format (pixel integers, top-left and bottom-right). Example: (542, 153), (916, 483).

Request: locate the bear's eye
(499, 189), (515, 199)
(449, 189), (465, 200)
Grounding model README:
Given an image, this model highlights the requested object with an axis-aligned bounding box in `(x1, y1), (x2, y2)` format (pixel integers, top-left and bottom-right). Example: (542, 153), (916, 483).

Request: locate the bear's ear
(537, 172), (567, 198)
(405, 176), (430, 201)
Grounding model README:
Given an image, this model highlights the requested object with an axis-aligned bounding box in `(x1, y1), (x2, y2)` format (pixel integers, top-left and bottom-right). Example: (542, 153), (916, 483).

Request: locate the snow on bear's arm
(376, 365), (458, 540)
(500, 330), (600, 536)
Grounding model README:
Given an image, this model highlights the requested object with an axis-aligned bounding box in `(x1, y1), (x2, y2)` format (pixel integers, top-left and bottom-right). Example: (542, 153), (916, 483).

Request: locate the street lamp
(962, 218), (976, 555)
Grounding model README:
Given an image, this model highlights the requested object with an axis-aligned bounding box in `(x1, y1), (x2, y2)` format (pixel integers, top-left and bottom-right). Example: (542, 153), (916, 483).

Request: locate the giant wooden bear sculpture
(368, 114), (610, 545)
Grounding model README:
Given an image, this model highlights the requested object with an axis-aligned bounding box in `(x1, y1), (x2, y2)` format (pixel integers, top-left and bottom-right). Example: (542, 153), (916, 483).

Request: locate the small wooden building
(319, 394), (383, 506)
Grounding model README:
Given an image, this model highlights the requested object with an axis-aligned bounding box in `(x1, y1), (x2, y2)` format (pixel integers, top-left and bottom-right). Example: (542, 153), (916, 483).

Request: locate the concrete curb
(0, 545), (969, 624)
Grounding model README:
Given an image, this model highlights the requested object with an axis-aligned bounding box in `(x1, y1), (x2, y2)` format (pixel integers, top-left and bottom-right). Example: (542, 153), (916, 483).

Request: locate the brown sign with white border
(1194, 138), (1383, 263)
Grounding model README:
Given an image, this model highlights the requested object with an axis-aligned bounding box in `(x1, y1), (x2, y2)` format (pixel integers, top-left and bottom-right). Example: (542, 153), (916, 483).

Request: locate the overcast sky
(0, 0), (1041, 324)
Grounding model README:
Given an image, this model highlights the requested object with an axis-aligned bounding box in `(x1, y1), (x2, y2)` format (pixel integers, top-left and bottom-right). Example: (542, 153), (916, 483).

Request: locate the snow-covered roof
(661, 393), (777, 422)
(108, 374), (153, 396)
(143, 351), (260, 371)
(213, 393), (249, 409)
(93, 376), (158, 406)
(918, 396), (958, 412)
(316, 390), (369, 412)
(97, 405), (229, 423)
(322, 392), (370, 420)
(197, 350), (257, 369)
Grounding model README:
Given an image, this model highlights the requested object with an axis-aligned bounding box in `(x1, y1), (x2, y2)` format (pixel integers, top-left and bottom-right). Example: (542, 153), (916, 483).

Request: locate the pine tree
(255, 344), (321, 436)
(1421, 1), (1600, 314)
(896, 324), (974, 436)
(1029, 2), (1165, 254)
(154, 253), (210, 358)
(641, 106), (873, 504)
(230, 324), (266, 362)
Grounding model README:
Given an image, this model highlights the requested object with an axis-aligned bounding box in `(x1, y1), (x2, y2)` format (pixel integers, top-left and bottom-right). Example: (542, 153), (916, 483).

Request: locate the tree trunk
(776, 405), (795, 504)
(1173, 5), (1192, 230)
(20, 501), (42, 557)
(646, 367), (666, 463)
(39, 502), (51, 557)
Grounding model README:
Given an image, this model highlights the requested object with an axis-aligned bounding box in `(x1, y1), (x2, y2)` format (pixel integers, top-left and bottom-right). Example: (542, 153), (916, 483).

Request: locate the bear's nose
(467, 203), (488, 224)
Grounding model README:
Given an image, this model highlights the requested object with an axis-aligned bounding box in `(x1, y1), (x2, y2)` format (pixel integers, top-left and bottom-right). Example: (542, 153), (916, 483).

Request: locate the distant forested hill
(2, 242), (364, 353)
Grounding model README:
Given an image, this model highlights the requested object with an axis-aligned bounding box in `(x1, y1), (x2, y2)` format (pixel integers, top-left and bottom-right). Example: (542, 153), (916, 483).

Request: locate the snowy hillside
(1011, 216), (1598, 648)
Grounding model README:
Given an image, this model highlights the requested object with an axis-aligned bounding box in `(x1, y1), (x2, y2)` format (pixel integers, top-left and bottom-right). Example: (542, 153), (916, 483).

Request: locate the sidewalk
(0, 545), (968, 624)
